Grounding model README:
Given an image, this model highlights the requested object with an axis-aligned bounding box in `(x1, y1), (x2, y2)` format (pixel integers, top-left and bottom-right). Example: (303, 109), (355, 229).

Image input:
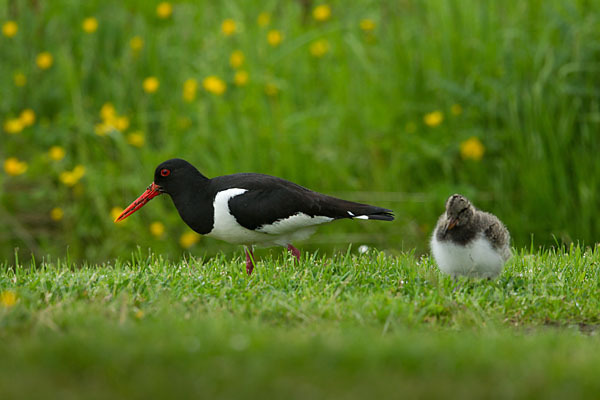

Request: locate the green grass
(2, 246), (600, 398)
(2, 0), (600, 261)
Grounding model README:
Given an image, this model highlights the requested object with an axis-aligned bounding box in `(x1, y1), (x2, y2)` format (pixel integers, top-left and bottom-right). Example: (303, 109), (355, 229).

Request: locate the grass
(1, 245), (600, 398)
(2, 0), (600, 261)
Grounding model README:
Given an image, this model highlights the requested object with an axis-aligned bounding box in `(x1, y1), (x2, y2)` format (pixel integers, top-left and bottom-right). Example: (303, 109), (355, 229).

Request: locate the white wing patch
(256, 213), (333, 235)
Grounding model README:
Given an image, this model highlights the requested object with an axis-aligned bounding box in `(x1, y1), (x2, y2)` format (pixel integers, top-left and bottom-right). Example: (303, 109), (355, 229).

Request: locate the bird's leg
(245, 246), (256, 276)
(287, 244), (301, 262)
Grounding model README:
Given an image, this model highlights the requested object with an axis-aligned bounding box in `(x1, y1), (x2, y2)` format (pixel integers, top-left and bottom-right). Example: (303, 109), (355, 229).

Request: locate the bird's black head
(114, 158), (208, 223)
(444, 194), (474, 231)
(153, 158), (207, 196)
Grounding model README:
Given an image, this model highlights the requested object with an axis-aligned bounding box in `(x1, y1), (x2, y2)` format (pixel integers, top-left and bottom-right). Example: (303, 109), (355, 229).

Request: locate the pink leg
(245, 247), (255, 275)
(287, 244), (301, 262)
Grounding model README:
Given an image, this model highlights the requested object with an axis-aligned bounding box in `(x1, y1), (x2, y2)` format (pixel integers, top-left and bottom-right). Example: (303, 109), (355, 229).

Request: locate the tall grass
(1, 0), (599, 261)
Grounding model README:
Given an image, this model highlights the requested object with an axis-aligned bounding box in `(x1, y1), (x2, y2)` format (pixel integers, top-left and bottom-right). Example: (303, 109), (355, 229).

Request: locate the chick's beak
(114, 182), (164, 222)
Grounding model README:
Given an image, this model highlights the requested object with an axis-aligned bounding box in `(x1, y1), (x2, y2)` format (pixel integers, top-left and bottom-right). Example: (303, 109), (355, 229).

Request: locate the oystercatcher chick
(115, 158), (394, 275)
(430, 194), (511, 279)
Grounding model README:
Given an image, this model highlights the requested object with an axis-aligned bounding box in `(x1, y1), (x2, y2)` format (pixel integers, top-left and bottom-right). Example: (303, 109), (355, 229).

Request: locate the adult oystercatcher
(430, 194), (511, 279)
(115, 158), (394, 274)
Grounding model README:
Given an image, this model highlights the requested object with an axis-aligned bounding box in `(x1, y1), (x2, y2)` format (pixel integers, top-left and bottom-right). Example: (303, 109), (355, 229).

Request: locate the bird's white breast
(430, 232), (505, 278)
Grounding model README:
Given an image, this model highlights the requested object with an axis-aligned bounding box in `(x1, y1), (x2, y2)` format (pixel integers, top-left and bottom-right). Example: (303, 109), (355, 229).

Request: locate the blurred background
(1, 0), (599, 262)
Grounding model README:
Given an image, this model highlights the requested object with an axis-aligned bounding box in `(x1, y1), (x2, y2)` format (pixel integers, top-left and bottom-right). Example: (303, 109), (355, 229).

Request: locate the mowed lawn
(1, 246), (599, 399)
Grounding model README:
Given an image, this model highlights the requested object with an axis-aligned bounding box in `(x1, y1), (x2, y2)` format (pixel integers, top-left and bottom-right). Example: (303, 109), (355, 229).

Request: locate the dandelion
(127, 131), (145, 147)
(221, 19), (236, 36)
(2, 21), (18, 37)
(451, 104), (463, 116)
(423, 110), (443, 127)
(115, 116), (130, 132)
(4, 157), (28, 176)
(267, 29), (283, 46)
(50, 207), (64, 221)
(48, 146), (66, 161)
(234, 70), (248, 86)
(309, 39), (329, 57)
(19, 109), (35, 127)
(13, 72), (26, 87)
(156, 2), (173, 19)
(182, 78), (198, 102)
(229, 50), (244, 68)
(82, 17), (98, 33)
(150, 221), (165, 237)
(36, 52), (53, 70)
(313, 4), (331, 22)
(94, 123), (111, 136)
(100, 102), (116, 121)
(130, 36), (144, 52)
(3, 118), (23, 134)
(203, 76), (226, 95)
(143, 76), (160, 93)
(360, 19), (376, 32)
(110, 207), (124, 221)
(0, 290), (17, 308)
(60, 165), (85, 186)
(460, 137), (485, 161)
(180, 231), (200, 248)
(257, 12), (271, 27)
(265, 83), (279, 97)
(134, 309), (145, 319)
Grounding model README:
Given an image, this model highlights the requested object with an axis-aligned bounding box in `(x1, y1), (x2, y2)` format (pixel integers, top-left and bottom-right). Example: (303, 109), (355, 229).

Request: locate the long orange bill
(114, 182), (163, 222)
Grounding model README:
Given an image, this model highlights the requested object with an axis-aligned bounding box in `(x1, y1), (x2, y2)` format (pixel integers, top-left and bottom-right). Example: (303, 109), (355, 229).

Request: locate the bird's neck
(169, 176), (215, 235)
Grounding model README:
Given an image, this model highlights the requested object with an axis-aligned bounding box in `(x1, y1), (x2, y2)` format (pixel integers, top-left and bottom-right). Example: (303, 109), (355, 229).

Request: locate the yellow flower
(19, 109), (35, 127)
(460, 137), (485, 161)
(100, 102), (116, 121)
(111, 207), (124, 221)
(182, 78), (198, 102)
(143, 76), (160, 93)
(0, 290), (17, 308)
(2, 21), (18, 37)
(234, 70), (248, 86)
(267, 29), (283, 46)
(60, 165), (85, 186)
(265, 83), (279, 97)
(221, 19), (237, 36)
(180, 231), (200, 248)
(13, 72), (26, 87)
(94, 122), (111, 136)
(4, 157), (28, 176)
(313, 4), (331, 21)
(156, 2), (173, 19)
(130, 36), (144, 52)
(360, 19), (376, 32)
(48, 146), (66, 161)
(150, 221), (165, 237)
(127, 131), (145, 147)
(134, 309), (145, 319)
(3, 118), (23, 134)
(115, 116), (130, 132)
(257, 12), (271, 27)
(50, 207), (64, 221)
(309, 39), (329, 57)
(423, 110), (443, 127)
(451, 104), (463, 116)
(229, 50), (244, 68)
(36, 52), (53, 70)
(82, 17), (98, 33)
(203, 76), (226, 95)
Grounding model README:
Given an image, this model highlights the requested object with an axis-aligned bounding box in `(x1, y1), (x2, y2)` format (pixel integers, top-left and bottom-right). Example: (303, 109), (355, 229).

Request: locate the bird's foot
(287, 244), (301, 263)
(245, 248), (255, 275)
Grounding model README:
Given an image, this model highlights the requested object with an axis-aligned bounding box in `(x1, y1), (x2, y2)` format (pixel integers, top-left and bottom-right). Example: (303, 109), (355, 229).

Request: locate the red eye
(160, 169), (170, 177)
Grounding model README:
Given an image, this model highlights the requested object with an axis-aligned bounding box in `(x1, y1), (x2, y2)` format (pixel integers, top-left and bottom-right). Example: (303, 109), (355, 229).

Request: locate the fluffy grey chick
(430, 194), (511, 278)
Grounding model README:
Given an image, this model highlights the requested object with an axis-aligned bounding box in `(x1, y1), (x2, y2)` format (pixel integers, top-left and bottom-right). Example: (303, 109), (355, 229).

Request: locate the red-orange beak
(114, 182), (164, 222)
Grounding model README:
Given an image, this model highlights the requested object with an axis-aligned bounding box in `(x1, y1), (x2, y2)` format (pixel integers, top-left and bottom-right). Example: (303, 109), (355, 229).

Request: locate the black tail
(363, 210), (395, 221)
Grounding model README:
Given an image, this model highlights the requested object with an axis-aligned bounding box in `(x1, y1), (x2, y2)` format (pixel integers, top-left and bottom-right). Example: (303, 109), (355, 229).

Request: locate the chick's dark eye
(160, 169), (170, 177)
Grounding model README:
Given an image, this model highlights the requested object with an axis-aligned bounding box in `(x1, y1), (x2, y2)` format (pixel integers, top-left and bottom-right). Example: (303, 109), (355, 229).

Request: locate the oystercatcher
(115, 158), (394, 274)
(430, 194), (511, 279)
